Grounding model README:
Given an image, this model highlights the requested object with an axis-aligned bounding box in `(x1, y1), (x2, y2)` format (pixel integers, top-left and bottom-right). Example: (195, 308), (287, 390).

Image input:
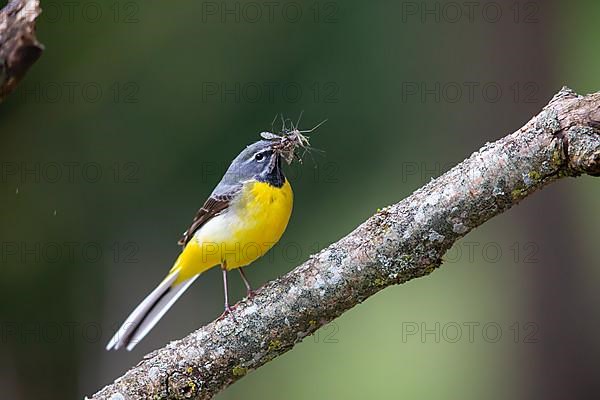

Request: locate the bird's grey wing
(177, 186), (240, 247)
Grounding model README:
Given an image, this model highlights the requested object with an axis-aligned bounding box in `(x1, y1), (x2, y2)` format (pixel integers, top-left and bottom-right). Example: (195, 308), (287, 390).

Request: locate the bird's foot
(219, 304), (237, 322)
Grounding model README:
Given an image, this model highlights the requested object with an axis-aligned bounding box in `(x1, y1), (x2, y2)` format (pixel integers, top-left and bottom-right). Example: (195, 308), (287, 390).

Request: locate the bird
(106, 135), (301, 351)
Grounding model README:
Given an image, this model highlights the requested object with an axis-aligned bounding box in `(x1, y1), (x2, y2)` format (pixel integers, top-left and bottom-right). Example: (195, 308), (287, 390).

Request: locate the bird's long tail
(105, 269), (198, 351)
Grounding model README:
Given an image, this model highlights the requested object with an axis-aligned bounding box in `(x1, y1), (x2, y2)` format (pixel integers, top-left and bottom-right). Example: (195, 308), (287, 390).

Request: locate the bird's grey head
(222, 140), (285, 187)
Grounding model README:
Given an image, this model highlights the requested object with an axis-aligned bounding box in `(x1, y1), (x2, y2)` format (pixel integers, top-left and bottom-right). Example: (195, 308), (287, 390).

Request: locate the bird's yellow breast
(172, 179), (293, 282)
(230, 179), (294, 266)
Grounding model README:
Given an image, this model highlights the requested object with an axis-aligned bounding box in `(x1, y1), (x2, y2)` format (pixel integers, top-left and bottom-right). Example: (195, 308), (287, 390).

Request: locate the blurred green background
(1, 0), (599, 399)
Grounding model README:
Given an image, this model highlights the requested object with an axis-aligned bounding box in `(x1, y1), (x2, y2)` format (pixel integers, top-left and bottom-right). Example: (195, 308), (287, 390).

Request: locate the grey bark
(0, 0), (43, 102)
(90, 87), (600, 400)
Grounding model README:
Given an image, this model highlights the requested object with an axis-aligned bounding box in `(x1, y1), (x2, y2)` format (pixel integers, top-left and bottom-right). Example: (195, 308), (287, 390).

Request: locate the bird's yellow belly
(173, 180), (293, 282)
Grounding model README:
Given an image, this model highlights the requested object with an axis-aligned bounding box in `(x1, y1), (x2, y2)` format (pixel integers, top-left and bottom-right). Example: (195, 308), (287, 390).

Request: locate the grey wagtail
(106, 124), (319, 351)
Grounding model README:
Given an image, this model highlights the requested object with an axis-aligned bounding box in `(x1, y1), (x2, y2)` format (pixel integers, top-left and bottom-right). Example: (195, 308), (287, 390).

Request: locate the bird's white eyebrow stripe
(254, 149), (271, 156)
(245, 148), (272, 163)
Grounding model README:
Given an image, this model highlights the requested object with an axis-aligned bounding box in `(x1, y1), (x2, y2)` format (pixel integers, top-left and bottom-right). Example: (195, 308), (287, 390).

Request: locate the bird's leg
(220, 264), (236, 319)
(238, 267), (256, 298)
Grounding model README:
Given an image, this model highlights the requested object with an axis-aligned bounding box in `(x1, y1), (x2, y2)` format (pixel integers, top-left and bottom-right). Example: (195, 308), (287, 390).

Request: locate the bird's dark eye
(254, 152), (266, 161)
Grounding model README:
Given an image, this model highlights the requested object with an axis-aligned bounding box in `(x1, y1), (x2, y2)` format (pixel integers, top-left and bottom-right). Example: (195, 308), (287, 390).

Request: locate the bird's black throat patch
(257, 155), (286, 188)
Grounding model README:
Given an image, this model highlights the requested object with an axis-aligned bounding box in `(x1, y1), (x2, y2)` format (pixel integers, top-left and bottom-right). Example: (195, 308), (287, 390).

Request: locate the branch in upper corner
(89, 87), (600, 400)
(0, 0), (43, 102)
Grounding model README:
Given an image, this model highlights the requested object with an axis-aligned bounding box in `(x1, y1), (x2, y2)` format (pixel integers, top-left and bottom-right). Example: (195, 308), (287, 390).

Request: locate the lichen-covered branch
(90, 87), (600, 400)
(0, 0), (43, 102)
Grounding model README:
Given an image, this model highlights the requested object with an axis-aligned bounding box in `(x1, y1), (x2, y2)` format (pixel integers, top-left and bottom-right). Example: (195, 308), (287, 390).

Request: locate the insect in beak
(260, 115), (327, 165)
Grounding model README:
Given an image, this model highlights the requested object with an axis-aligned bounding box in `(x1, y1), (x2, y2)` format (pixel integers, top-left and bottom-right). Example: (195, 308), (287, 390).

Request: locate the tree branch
(0, 0), (43, 102)
(90, 87), (600, 400)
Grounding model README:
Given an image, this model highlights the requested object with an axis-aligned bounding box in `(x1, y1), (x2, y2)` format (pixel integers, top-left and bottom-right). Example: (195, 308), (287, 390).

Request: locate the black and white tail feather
(106, 271), (198, 351)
